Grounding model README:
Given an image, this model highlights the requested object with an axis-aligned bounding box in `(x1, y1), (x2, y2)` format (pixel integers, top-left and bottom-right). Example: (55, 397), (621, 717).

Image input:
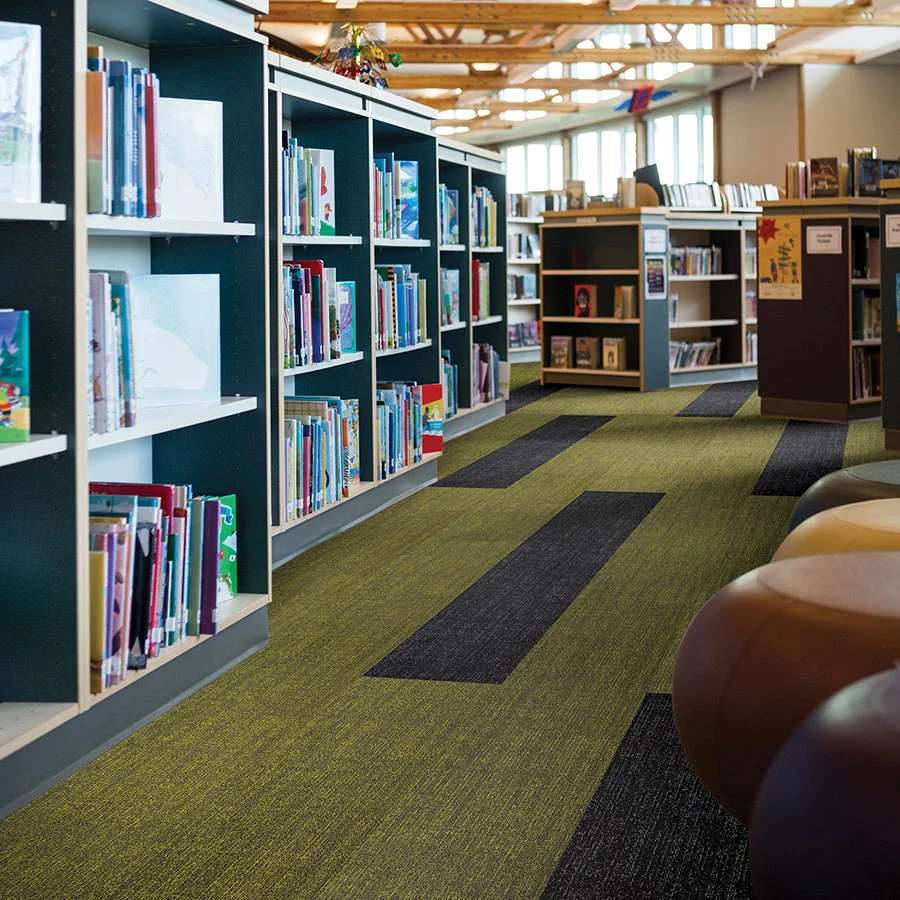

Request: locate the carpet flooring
(0, 364), (890, 900)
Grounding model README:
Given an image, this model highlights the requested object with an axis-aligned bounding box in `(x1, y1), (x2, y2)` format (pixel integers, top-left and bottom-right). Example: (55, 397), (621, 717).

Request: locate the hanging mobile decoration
(314, 24), (402, 89)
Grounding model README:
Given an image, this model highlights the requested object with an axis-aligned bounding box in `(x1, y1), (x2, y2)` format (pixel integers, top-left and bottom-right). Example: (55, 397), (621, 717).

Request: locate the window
(647, 102), (714, 185)
(573, 123), (637, 199)
(725, 0), (785, 48)
(502, 138), (563, 193)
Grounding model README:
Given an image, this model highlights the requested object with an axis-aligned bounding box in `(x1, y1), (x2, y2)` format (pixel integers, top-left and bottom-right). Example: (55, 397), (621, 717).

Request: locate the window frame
(646, 100), (715, 185)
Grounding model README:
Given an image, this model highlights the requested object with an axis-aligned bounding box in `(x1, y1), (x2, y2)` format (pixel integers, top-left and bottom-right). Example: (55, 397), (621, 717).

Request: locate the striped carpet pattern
(0, 363), (889, 900)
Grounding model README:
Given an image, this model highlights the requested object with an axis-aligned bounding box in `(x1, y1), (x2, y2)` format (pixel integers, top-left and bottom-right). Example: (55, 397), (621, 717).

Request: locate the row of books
(746, 330), (758, 364)
(373, 154), (419, 240)
(747, 287), (758, 320)
(88, 482), (237, 693)
(508, 232), (540, 259)
(472, 343), (503, 405)
(283, 396), (360, 521)
(507, 192), (557, 218)
(670, 246), (724, 277)
(472, 185), (498, 247)
(550, 335), (626, 371)
(472, 260), (491, 321)
(375, 264), (427, 351)
(442, 350), (458, 419)
(507, 273), (538, 300)
(745, 245), (758, 279)
(508, 322), (540, 348)
(438, 183), (460, 245)
(669, 338), (722, 370)
(661, 183), (723, 210)
(281, 140), (335, 236)
(852, 346), (881, 400)
(0, 309), (30, 442)
(376, 381), (442, 479)
(721, 183), (780, 210)
(0, 22), (41, 204)
(786, 151), (900, 200)
(573, 284), (637, 319)
(852, 290), (882, 342)
(440, 268), (461, 326)
(282, 262), (356, 369)
(851, 230), (881, 280)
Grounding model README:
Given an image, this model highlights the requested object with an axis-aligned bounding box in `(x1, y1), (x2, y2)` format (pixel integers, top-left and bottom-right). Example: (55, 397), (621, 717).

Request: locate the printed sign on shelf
(806, 225), (842, 255)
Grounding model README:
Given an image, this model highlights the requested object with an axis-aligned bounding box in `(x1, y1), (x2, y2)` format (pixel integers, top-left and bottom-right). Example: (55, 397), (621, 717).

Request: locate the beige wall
(718, 67), (800, 186)
(803, 64), (900, 159)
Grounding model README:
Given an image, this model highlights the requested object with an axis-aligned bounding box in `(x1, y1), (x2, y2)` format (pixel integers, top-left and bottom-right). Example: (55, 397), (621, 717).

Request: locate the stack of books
(375, 264), (427, 350)
(440, 268), (461, 326)
(472, 260), (491, 320)
(442, 350), (458, 418)
(283, 262), (356, 369)
(0, 309), (30, 443)
(281, 140), (336, 236)
(283, 396), (360, 520)
(88, 483), (237, 693)
(670, 245), (724, 276)
(373, 153), (419, 239)
(472, 186), (498, 247)
(438, 183), (460, 244)
(669, 338), (722, 369)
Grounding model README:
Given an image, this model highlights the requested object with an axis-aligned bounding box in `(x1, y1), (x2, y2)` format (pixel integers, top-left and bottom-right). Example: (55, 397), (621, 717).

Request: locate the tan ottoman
(672, 551), (900, 824)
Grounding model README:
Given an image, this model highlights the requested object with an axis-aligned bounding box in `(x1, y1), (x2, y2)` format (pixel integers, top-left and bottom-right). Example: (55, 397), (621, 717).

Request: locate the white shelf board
(374, 237), (431, 248)
(87, 216), (255, 238)
(441, 321), (468, 332)
(669, 274), (739, 282)
(670, 319), (740, 329)
(439, 244), (467, 252)
(0, 433), (67, 468)
(0, 702), (80, 762)
(746, 318), (758, 325)
(376, 339), (433, 358)
(473, 315), (504, 327)
(852, 338), (881, 346)
(543, 316), (640, 324)
(509, 258), (541, 265)
(508, 216), (543, 224)
(282, 234), (362, 246)
(543, 269), (640, 276)
(88, 397), (258, 450)
(284, 352), (365, 377)
(510, 345), (541, 352)
(851, 278), (881, 287)
(508, 298), (541, 306)
(472, 245), (504, 253)
(0, 201), (66, 222)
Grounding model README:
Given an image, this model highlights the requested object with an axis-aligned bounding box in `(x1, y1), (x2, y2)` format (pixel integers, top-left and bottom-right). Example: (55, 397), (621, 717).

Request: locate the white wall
(718, 67), (800, 186)
(803, 64), (900, 159)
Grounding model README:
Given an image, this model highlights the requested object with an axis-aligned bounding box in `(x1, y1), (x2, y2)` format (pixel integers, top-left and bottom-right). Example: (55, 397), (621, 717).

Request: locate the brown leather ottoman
(672, 551), (900, 824)
(788, 460), (900, 532)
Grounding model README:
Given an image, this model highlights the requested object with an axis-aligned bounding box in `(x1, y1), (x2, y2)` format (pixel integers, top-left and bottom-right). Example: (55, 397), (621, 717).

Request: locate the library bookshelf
(0, 0), (271, 820)
(757, 198), (883, 424)
(539, 208), (758, 389)
(506, 196), (543, 364)
(880, 180), (900, 449)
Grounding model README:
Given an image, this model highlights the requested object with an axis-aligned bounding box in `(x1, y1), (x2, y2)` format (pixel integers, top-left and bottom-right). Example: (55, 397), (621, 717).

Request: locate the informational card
(644, 227), (667, 254)
(807, 226), (842, 255)
(644, 255), (667, 300)
(758, 216), (802, 299)
(885, 214), (900, 248)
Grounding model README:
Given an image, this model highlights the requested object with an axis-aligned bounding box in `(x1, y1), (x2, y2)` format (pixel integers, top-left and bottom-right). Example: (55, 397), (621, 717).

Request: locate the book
(440, 268), (461, 326)
(157, 97), (224, 222)
(396, 159), (419, 240)
(336, 281), (357, 353)
(472, 185), (498, 247)
(575, 336), (600, 370)
(565, 180), (586, 210)
(0, 309), (29, 442)
(442, 350), (458, 418)
(614, 285), (637, 319)
(472, 260), (491, 320)
(522, 321), (540, 346)
(308, 148), (335, 235)
(0, 22), (41, 203)
(857, 157), (883, 198)
(574, 284), (597, 317)
(602, 337), (627, 371)
(808, 157), (839, 198)
(129, 274), (221, 406)
(421, 383), (443, 453)
(550, 335), (573, 369)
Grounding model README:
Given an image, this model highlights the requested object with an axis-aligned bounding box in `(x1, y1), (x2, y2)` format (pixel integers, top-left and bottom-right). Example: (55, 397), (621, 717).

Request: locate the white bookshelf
(0, 434), (67, 468)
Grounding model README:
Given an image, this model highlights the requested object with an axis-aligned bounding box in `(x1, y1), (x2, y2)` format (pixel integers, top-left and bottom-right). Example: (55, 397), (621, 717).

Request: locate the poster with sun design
(758, 216), (802, 299)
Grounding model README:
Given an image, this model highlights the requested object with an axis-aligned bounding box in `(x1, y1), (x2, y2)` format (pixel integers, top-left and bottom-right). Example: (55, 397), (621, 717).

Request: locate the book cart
(757, 198), (883, 423)
(0, 0), (271, 818)
(880, 179), (900, 450)
(539, 207), (758, 389)
(267, 57), (507, 567)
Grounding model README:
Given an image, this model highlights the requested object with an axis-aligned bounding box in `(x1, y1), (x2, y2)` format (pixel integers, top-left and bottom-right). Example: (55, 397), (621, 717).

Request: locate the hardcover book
(421, 383), (443, 453)
(575, 336), (600, 370)
(308, 148), (335, 235)
(447, 188), (459, 242)
(857, 157), (883, 197)
(574, 284), (597, 317)
(550, 335), (573, 368)
(602, 336), (627, 371)
(337, 281), (356, 353)
(614, 285), (637, 319)
(808, 157), (839, 198)
(0, 22), (41, 203)
(397, 159), (419, 240)
(0, 309), (29, 441)
(565, 179), (586, 210)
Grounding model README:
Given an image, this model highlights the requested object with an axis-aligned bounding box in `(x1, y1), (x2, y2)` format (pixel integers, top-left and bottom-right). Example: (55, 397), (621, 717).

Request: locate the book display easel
(437, 138), (508, 440)
(757, 199), (883, 423)
(0, 0), (271, 819)
(879, 179), (900, 449)
(539, 208), (758, 389)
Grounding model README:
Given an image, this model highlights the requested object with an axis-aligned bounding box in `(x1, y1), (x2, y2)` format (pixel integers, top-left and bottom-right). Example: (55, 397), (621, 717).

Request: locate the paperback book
(0, 22), (41, 203)
(472, 260), (491, 320)
(375, 264), (427, 351)
(0, 309), (29, 441)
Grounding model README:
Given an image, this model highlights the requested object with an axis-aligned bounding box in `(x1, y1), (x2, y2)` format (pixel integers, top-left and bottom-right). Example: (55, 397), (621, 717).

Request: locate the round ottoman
(672, 551), (900, 824)
(788, 459), (900, 532)
(774, 498), (900, 561)
(750, 668), (900, 899)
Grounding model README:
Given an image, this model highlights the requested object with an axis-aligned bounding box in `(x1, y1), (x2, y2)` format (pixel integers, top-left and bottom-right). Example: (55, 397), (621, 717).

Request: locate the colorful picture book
(550, 335), (573, 369)
(88, 481), (238, 693)
(421, 382), (443, 453)
(0, 22), (41, 203)
(0, 309), (29, 441)
(565, 180), (586, 210)
(602, 337), (627, 371)
(574, 284), (597, 317)
(442, 349), (458, 419)
(283, 396), (360, 520)
(373, 153), (419, 239)
(282, 138), (336, 236)
(809, 158), (840, 198)
(472, 259), (491, 320)
(375, 264), (427, 351)
(575, 336), (600, 370)
(472, 186), (498, 247)
(440, 268), (461, 326)
(439, 183), (459, 244)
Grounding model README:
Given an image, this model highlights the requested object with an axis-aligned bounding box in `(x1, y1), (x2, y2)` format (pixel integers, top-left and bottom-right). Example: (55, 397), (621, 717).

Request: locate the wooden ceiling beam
(388, 74), (655, 90)
(430, 99), (582, 112)
(265, 2), (900, 28)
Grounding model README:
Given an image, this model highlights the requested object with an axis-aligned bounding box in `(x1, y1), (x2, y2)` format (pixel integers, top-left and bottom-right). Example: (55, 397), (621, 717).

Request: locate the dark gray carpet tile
(753, 419), (848, 496)
(437, 416), (614, 489)
(541, 693), (754, 900)
(678, 381), (758, 418)
(506, 380), (564, 414)
(366, 491), (662, 684)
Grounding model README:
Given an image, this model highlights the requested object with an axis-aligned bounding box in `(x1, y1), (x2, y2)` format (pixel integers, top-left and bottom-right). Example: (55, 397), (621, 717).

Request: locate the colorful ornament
(314, 24), (401, 89)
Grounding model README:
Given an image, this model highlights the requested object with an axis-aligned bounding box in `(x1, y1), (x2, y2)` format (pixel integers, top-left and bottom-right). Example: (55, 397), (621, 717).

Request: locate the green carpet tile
(0, 367), (891, 900)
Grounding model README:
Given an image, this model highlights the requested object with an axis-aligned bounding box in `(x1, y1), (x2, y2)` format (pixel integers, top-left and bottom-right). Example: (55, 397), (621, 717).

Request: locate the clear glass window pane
(700, 24), (713, 47)
(703, 113), (714, 183)
(575, 62), (597, 80)
(506, 145), (526, 194)
(625, 129), (637, 176)
(601, 130), (623, 198)
(679, 25), (698, 49)
(757, 24), (777, 47)
(573, 89), (598, 103)
(651, 116), (675, 184)
(651, 62), (676, 79)
(732, 24), (752, 49)
(527, 143), (548, 191)
(576, 131), (599, 196)
(678, 113), (699, 183)
(548, 61), (563, 78)
(549, 143), (563, 191)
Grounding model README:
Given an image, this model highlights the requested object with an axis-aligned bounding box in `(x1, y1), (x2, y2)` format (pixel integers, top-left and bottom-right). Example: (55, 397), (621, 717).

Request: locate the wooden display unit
(880, 180), (900, 449)
(757, 199), (883, 423)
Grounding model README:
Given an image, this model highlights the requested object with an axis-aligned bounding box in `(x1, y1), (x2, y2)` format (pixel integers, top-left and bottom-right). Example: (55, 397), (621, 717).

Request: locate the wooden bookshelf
(880, 183), (900, 449)
(539, 208), (759, 389)
(758, 199), (882, 423)
(0, 0), (271, 819)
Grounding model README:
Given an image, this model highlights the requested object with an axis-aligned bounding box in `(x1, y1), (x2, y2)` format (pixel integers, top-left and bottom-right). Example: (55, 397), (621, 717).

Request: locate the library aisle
(0, 366), (889, 899)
